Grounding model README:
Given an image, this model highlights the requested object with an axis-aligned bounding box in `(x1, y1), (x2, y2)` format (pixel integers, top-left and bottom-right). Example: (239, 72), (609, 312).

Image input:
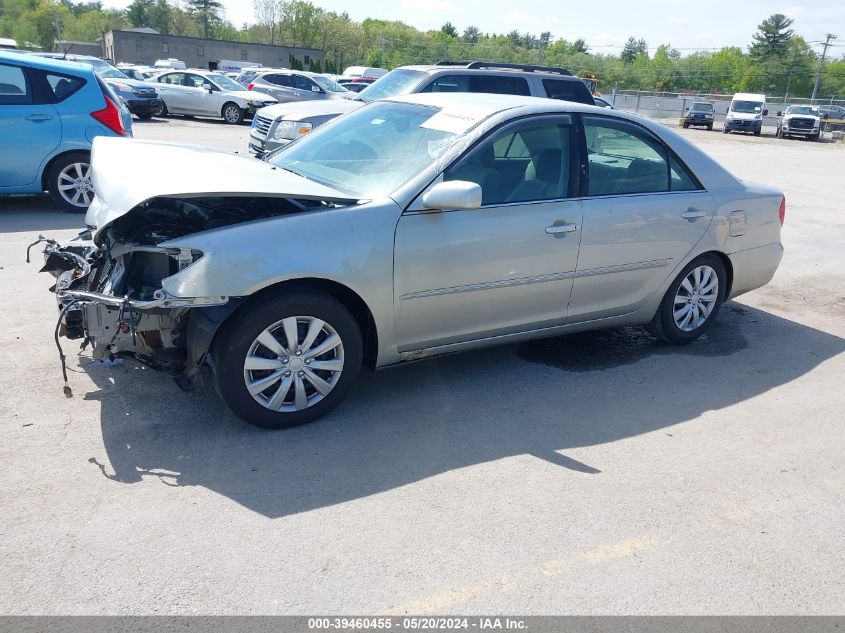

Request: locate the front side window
(0, 63), (30, 105)
(185, 74), (208, 88)
(542, 79), (586, 102)
(584, 116), (669, 196)
(447, 119), (572, 205)
(158, 73), (184, 85)
(293, 75), (316, 91)
(269, 101), (467, 199)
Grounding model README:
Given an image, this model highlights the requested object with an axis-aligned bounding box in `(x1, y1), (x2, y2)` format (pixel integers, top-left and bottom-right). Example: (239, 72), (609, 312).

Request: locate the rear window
(0, 63), (30, 105)
(542, 79), (592, 104)
(421, 74), (530, 96)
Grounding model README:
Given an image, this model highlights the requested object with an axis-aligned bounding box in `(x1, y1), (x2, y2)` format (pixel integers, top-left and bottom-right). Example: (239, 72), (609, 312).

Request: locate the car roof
(389, 91), (618, 118)
(0, 50), (95, 75)
(396, 63), (581, 79)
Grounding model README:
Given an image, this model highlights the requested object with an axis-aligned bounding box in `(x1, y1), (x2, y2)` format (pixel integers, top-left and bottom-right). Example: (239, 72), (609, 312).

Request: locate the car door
(155, 72), (187, 112)
(293, 75), (323, 101)
(182, 73), (219, 115)
(394, 115), (582, 351)
(261, 74), (298, 103)
(0, 62), (61, 189)
(566, 115), (717, 323)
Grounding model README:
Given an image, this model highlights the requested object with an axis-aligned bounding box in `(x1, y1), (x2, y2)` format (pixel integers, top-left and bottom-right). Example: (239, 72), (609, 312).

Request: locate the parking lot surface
(1, 118), (843, 614)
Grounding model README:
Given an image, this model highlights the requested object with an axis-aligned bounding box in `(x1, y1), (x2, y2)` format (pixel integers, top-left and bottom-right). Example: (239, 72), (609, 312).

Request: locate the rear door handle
(545, 223), (578, 236)
(25, 114), (52, 121)
(681, 209), (706, 220)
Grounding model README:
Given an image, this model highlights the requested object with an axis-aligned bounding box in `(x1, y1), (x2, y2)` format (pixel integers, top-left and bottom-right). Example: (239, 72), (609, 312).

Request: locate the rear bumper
(727, 242), (783, 299)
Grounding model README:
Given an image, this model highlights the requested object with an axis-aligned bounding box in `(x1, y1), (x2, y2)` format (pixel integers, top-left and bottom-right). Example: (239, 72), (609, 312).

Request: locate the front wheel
(647, 255), (727, 344)
(222, 102), (245, 125)
(152, 101), (168, 118)
(213, 291), (363, 429)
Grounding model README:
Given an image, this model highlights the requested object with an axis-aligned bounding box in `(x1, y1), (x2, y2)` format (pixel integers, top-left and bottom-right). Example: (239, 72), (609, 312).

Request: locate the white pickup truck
(776, 105), (822, 141)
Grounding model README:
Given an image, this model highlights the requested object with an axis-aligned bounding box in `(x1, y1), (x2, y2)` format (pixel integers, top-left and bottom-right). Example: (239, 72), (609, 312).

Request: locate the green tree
(462, 25), (480, 43)
(186, 0), (223, 38)
(440, 21), (457, 38)
(749, 13), (794, 58)
(621, 36), (648, 63)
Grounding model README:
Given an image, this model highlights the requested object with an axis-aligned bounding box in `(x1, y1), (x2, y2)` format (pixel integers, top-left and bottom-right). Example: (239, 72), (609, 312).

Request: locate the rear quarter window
(44, 73), (85, 103)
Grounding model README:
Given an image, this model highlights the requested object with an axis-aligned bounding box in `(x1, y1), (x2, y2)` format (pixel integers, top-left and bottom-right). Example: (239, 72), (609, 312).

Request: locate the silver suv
(249, 61), (595, 157)
(247, 69), (351, 105)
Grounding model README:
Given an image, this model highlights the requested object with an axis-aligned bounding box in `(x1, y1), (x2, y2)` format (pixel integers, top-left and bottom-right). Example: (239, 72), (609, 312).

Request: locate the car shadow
(81, 303), (845, 518)
(0, 197), (85, 233)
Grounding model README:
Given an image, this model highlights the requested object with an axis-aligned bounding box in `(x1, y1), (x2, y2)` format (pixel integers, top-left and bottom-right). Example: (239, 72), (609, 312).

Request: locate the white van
(724, 92), (768, 136)
(341, 65), (388, 79)
(153, 58), (187, 70)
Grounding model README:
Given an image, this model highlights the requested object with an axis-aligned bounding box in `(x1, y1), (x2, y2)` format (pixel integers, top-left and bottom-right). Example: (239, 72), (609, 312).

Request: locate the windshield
(312, 75), (348, 93)
(269, 101), (466, 198)
(785, 105), (816, 116)
(356, 69), (426, 102)
(208, 73), (245, 91)
(732, 100), (763, 113)
(691, 102), (713, 112)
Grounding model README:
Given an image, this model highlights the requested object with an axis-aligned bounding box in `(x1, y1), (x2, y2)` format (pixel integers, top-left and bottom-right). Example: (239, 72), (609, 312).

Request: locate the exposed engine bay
(36, 195), (342, 392)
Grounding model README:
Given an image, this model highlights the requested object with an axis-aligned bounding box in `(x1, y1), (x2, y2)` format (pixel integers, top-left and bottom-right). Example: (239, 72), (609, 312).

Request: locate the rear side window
(44, 73), (85, 102)
(266, 74), (292, 87)
(422, 74), (530, 96)
(542, 79), (590, 104)
(0, 63), (31, 105)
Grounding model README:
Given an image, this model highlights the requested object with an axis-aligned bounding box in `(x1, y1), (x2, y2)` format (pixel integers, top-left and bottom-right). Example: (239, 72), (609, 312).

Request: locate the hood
(106, 77), (157, 91)
(256, 98), (363, 121)
(86, 137), (355, 238)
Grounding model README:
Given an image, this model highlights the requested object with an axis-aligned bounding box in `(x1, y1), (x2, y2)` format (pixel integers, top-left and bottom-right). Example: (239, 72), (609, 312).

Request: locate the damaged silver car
(38, 93), (785, 428)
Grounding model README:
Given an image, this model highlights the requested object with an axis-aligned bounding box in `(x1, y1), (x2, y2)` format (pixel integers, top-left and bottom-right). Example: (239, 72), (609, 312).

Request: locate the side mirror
(777, 111), (783, 117)
(422, 180), (482, 211)
(763, 109), (769, 116)
(203, 83), (213, 92)
(311, 85), (321, 93)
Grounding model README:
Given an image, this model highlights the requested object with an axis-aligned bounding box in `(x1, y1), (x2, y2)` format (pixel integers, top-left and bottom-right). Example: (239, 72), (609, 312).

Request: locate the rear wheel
(46, 152), (93, 213)
(222, 102), (245, 124)
(647, 254), (727, 344)
(213, 291), (363, 429)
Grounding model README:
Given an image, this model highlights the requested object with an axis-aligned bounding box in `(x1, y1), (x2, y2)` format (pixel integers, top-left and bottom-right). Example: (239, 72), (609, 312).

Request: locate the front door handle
(25, 114), (52, 122)
(545, 223), (578, 236)
(681, 208), (706, 220)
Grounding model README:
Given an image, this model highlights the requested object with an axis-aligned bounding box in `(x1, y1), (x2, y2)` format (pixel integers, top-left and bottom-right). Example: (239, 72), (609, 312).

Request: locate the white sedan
(152, 70), (277, 124)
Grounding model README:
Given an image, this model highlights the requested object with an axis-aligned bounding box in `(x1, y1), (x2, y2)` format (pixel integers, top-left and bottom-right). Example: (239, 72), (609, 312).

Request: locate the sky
(101, 0), (845, 56)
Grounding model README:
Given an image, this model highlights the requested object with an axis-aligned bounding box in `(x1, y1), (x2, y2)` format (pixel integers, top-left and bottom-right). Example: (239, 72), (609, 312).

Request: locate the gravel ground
(0, 116), (843, 615)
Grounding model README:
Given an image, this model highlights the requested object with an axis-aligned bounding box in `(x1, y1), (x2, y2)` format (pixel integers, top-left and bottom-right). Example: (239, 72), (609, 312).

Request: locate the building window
(304, 55), (310, 66)
(162, 43), (169, 54)
(241, 49), (248, 60)
(135, 39), (143, 51)
(197, 46), (204, 57)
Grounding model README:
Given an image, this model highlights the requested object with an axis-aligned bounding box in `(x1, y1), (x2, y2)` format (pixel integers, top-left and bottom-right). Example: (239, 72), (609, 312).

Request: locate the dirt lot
(0, 118), (843, 615)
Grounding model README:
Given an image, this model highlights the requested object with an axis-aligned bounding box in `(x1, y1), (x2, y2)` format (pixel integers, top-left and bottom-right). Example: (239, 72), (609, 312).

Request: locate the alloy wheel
(57, 162), (94, 208)
(672, 265), (719, 332)
(224, 105), (241, 123)
(243, 316), (345, 412)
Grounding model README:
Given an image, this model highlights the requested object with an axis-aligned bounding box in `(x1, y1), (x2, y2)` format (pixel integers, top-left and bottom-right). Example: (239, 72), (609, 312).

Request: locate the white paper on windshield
(420, 110), (480, 135)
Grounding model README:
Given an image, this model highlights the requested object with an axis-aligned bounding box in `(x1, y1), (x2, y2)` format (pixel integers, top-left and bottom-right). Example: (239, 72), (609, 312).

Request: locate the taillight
(779, 196), (786, 225)
(247, 83), (254, 90)
(90, 95), (127, 136)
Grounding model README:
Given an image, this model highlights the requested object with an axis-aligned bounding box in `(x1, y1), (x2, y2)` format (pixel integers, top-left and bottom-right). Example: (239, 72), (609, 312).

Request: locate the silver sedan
(42, 94), (784, 428)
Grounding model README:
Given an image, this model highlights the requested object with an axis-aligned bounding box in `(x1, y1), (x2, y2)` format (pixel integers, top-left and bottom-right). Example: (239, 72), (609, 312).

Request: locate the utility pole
(811, 33), (837, 102)
(53, 14), (62, 53)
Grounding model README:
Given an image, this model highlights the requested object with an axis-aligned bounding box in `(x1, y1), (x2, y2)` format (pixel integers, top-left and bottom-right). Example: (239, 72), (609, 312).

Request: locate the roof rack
(435, 60), (572, 76)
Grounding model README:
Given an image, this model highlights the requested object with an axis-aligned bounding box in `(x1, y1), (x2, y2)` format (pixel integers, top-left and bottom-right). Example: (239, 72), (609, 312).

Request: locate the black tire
(647, 254), (727, 345)
(152, 101), (167, 118)
(753, 128), (761, 136)
(221, 102), (245, 125)
(812, 132), (820, 142)
(213, 291), (363, 429)
(46, 151), (92, 213)
(707, 124), (713, 131)
(723, 127), (730, 134)
(137, 112), (154, 120)
(682, 122), (689, 129)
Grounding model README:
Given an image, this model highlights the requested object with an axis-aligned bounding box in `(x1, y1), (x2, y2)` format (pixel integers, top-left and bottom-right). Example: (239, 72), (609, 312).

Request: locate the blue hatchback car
(0, 51), (133, 212)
